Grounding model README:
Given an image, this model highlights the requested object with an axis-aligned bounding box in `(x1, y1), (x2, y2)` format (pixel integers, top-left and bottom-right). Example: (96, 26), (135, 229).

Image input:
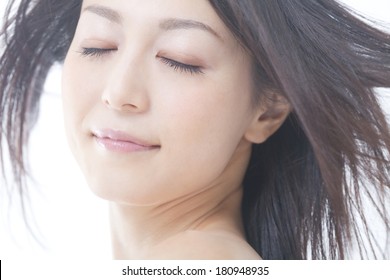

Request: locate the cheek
(160, 62), (253, 150)
(155, 79), (253, 186)
(61, 54), (100, 153)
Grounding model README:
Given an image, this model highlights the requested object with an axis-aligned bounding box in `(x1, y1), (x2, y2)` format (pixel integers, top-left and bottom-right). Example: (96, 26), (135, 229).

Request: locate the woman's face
(62, 0), (259, 205)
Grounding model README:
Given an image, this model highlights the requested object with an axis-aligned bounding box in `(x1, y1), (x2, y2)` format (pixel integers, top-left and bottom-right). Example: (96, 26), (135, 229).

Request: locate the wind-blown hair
(1, 0), (390, 259)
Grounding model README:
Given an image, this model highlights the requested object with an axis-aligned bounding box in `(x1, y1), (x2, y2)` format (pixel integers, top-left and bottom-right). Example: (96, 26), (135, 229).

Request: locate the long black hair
(1, 0), (390, 259)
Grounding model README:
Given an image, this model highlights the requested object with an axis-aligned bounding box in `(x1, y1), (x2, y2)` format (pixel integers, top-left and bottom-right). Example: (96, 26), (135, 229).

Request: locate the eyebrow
(83, 5), (122, 24)
(159, 19), (222, 40)
(82, 5), (222, 40)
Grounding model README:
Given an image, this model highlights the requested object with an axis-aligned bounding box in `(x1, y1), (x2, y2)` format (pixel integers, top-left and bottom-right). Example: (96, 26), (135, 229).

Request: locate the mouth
(91, 129), (160, 153)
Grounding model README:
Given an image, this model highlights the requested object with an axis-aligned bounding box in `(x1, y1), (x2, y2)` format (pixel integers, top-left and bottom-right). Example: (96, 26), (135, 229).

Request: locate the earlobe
(244, 95), (291, 144)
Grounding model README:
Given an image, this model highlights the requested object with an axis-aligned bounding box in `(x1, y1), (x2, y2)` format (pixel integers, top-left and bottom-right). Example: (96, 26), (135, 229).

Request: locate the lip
(91, 129), (160, 153)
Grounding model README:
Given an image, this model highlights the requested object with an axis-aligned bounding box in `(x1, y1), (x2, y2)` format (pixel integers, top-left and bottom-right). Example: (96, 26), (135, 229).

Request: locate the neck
(109, 182), (245, 259)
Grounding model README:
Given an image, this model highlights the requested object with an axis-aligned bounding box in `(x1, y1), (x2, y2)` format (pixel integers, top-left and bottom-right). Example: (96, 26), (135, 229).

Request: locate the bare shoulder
(152, 230), (262, 260)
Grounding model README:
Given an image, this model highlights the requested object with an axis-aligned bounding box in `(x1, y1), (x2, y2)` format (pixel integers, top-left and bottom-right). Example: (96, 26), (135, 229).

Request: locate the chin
(84, 175), (167, 206)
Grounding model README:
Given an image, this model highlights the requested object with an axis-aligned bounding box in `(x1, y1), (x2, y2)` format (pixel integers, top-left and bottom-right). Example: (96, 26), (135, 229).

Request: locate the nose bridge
(102, 48), (149, 112)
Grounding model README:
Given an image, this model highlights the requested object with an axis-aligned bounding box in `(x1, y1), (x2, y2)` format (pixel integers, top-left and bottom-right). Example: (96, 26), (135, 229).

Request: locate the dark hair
(1, 0), (390, 259)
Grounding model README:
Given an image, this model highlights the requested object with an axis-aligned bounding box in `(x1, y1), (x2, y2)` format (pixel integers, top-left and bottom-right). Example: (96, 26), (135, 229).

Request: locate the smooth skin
(62, 0), (290, 259)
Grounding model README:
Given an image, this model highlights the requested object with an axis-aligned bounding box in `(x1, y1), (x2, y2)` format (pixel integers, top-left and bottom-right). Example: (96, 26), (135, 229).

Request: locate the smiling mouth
(91, 129), (160, 153)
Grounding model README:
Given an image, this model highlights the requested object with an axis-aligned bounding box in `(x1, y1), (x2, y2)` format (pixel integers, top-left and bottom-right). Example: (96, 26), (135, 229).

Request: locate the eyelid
(77, 47), (204, 75)
(158, 56), (204, 75)
(78, 47), (117, 58)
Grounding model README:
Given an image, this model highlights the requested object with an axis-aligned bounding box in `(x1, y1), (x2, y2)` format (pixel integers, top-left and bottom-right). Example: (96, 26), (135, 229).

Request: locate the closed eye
(158, 57), (204, 75)
(78, 48), (204, 75)
(79, 47), (117, 58)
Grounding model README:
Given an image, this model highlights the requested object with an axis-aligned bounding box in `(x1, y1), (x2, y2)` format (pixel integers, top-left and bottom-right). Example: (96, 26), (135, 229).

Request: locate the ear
(244, 94), (291, 144)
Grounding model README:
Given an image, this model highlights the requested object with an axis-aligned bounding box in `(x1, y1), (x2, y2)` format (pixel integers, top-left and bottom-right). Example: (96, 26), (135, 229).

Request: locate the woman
(1, 0), (389, 259)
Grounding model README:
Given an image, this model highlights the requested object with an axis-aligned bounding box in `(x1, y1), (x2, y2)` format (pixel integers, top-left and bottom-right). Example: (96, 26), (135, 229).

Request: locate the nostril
(122, 103), (138, 109)
(102, 96), (140, 112)
(101, 85), (149, 112)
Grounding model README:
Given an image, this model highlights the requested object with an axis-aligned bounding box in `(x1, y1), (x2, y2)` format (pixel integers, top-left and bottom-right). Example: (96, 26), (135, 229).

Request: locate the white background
(0, 0), (389, 260)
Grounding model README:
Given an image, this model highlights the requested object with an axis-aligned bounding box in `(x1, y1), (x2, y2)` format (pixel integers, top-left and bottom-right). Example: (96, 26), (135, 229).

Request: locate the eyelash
(158, 57), (204, 75)
(80, 47), (117, 58)
(79, 48), (204, 75)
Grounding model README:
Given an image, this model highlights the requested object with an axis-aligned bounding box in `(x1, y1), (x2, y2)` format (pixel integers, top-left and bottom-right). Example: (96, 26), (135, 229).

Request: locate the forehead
(79, 0), (231, 40)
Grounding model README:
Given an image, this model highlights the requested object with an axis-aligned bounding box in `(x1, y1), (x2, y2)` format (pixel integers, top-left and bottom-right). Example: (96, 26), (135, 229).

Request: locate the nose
(101, 54), (150, 113)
